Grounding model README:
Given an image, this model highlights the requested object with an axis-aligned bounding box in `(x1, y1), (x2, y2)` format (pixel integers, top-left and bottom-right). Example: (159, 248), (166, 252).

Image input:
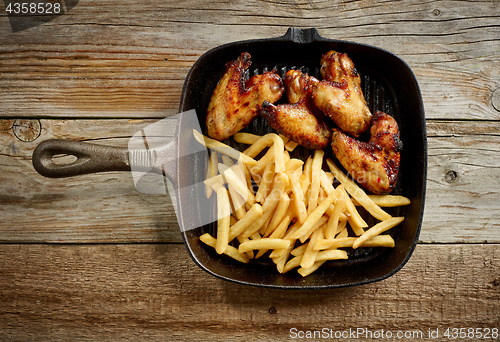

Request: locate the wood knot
(13, 119), (41, 142)
(268, 306), (277, 314)
(492, 88), (500, 112)
(432, 9), (441, 16)
(444, 170), (458, 184)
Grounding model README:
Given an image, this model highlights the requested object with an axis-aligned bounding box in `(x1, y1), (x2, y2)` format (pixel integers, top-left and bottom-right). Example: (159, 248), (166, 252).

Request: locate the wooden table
(1, 1), (499, 340)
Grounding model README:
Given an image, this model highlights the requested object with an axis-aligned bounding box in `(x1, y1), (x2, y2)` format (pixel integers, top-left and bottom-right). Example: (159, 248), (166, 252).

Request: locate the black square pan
(179, 27), (427, 289)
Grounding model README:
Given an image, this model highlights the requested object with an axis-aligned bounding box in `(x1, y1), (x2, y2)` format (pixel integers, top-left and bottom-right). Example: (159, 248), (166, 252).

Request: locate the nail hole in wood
(444, 170), (458, 184)
(12, 119), (41, 142)
(492, 88), (500, 112)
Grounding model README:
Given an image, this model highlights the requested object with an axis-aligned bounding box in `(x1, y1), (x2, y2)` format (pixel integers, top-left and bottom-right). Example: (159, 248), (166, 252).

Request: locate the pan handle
(281, 27), (323, 44)
(32, 139), (132, 178)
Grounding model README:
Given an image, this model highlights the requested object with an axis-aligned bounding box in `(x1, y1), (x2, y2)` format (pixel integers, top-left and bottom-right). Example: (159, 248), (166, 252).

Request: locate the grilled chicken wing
(311, 50), (372, 137)
(331, 111), (402, 194)
(206, 52), (284, 141)
(260, 70), (331, 150)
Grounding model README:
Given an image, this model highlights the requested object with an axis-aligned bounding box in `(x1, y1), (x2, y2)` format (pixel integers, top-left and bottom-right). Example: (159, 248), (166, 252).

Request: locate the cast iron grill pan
(179, 28), (426, 289)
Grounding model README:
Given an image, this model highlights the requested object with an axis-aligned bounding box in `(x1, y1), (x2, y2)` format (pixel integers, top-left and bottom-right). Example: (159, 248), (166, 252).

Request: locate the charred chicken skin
(260, 70), (332, 150)
(331, 111), (402, 194)
(206, 52), (284, 141)
(311, 50), (372, 137)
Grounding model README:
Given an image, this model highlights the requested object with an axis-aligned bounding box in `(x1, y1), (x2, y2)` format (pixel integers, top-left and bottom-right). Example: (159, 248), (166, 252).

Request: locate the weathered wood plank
(1, 119), (499, 243)
(0, 0), (498, 120)
(0, 243), (498, 342)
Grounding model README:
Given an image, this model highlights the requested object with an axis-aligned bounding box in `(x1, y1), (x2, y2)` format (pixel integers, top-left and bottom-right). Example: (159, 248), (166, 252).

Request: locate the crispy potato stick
(242, 133), (276, 158)
(291, 244), (307, 257)
(238, 238), (291, 253)
(251, 144), (276, 174)
(209, 151), (218, 177)
(352, 195), (411, 207)
(271, 208), (294, 238)
(337, 226), (349, 238)
(227, 183), (246, 220)
(246, 173), (288, 237)
(353, 217), (404, 249)
(285, 158), (304, 173)
(278, 134), (290, 145)
(229, 203), (263, 240)
(273, 242), (294, 273)
(233, 132), (261, 145)
(319, 170), (335, 195)
(221, 155), (234, 168)
(219, 163), (255, 205)
(299, 173), (311, 208)
(284, 139), (299, 152)
(255, 163), (275, 203)
(283, 255), (301, 274)
(264, 193), (291, 237)
(272, 133), (286, 173)
(204, 174), (224, 191)
(298, 260), (326, 277)
(193, 130), (257, 165)
(237, 235), (254, 258)
(326, 159), (391, 221)
(315, 235), (396, 250)
(316, 249), (348, 262)
(325, 195), (346, 239)
(300, 228), (323, 269)
(299, 215), (328, 244)
(340, 185), (368, 230)
(215, 187), (231, 254)
(308, 150), (324, 214)
(290, 191), (336, 240)
(200, 233), (250, 263)
(205, 151), (219, 198)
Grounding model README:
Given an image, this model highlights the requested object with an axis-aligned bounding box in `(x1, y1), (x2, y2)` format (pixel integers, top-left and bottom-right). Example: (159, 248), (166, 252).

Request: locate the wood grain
(1, 119), (499, 243)
(0, 243), (498, 342)
(0, 0), (498, 120)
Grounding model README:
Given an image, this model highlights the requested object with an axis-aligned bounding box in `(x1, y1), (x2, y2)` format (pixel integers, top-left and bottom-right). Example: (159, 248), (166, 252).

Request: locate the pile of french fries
(193, 130), (410, 277)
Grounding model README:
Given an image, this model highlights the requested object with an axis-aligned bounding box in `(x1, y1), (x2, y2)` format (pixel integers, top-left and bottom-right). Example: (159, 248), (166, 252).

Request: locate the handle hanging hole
(51, 154), (78, 165)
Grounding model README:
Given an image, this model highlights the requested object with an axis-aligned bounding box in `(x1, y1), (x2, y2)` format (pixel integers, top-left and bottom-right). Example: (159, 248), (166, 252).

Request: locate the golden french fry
(284, 139), (299, 152)
(326, 159), (392, 221)
(352, 195), (411, 207)
(298, 260), (326, 277)
(193, 130), (257, 166)
(325, 194), (346, 239)
(315, 249), (348, 262)
(299, 215), (328, 244)
(308, 150), (324, 214)
(227, 183), (246, 220)
(255, 163), (275, 203)
(229, 203), (263, 240)
(238, 238), (291, 253)
(215, 187), (231, 254)
(272, 133), (286, 173)
(320, 170), (335, 195)
(283, 255), (302, 274)
(290, 191), (336, 240)
(233, 132), (261, 145)
(285, 158), (304, 173)
(219, 163), (255, 205)
(237, 235), (254, 258)
(353, 217), (404, 249)
(200, 233), (250, 263)
(264, 193), (291, 237)
(291, 243), (307, 257)
(300, 228), (323, 269)
(242, 133), (276, 158)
